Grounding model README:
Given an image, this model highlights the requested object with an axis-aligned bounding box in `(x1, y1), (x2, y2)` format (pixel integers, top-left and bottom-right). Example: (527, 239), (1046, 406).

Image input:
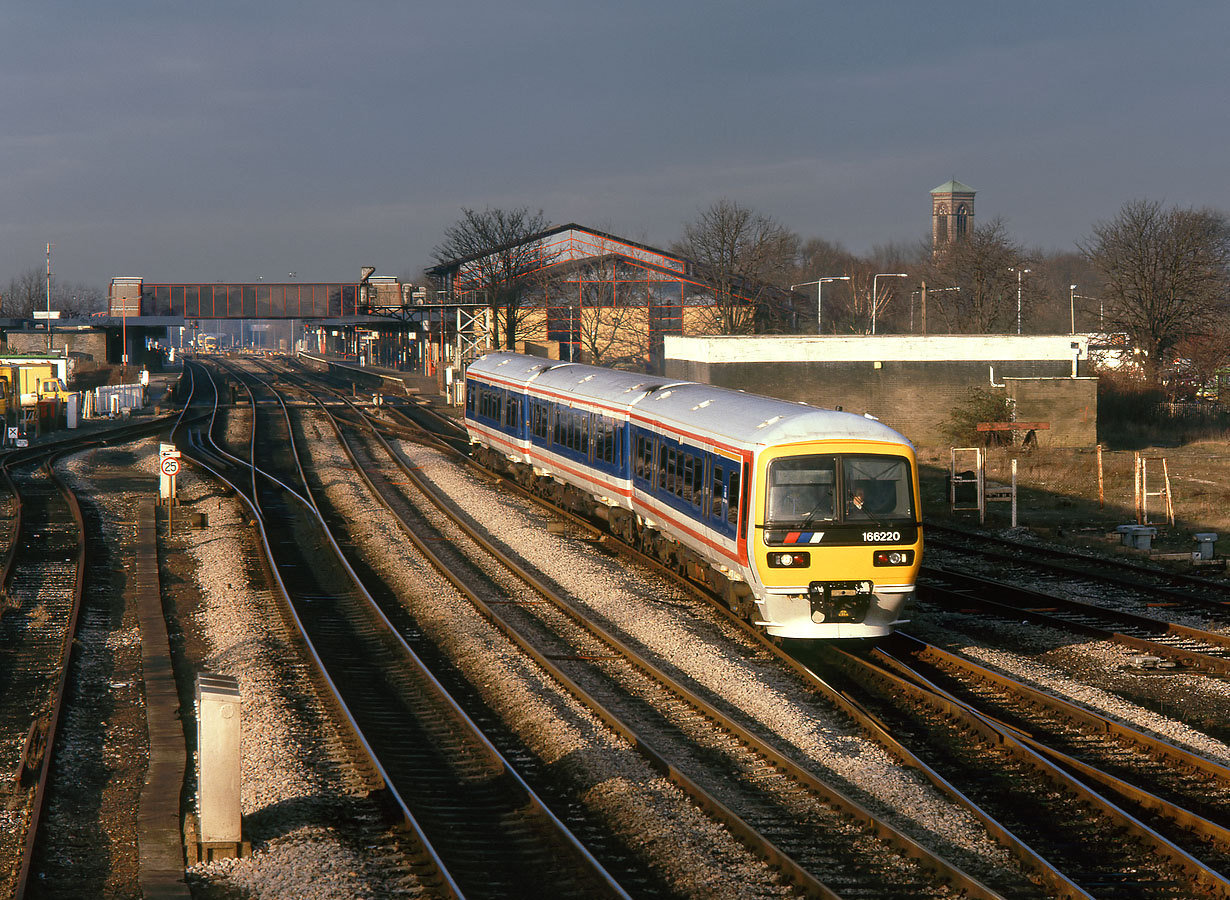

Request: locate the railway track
(350, 363), (1230, 899)
(876, 632), (1230, 863)
(204, 356), (1230, 899)
(926, 523), (1230, 608)
(0, 451), (85, 899)
(795, 638), (1230, 899)
(919, 561), (1230, 676)
(0, 413), (184, 899)
(197, 360), (629, 900)
(284, 369), (1014, 900)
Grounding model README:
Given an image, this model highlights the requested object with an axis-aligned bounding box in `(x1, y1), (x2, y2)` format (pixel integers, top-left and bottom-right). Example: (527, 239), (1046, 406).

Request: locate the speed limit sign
(160, 456), (180, 477)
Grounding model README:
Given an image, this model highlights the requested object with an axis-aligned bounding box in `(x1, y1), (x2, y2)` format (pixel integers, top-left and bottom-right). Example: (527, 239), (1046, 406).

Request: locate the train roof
(467, 352), (912, 451)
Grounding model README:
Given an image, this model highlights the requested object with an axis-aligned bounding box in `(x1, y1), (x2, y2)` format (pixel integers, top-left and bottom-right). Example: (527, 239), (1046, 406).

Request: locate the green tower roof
(931, 179), (976, 194)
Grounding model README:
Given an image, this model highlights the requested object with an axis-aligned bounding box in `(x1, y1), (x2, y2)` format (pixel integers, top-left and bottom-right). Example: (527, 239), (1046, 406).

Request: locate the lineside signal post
(159, 443), (181, 530)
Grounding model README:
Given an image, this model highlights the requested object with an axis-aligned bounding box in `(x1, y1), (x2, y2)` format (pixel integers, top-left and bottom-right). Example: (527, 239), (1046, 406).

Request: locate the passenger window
(727, 470), (741, 526)
(711, 464), (724, 519)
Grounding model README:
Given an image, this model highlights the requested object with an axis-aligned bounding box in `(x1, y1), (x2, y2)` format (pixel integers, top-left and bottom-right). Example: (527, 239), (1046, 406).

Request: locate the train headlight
(767, 551), (811, 568)
(873, 549), (914, 566)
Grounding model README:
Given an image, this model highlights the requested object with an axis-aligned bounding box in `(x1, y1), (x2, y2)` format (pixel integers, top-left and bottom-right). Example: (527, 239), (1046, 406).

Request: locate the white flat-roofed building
(664, 334), (1097, 448)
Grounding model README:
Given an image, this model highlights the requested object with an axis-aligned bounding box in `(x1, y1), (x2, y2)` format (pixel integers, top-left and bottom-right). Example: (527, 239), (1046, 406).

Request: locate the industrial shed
(664, 334), (1098, 449)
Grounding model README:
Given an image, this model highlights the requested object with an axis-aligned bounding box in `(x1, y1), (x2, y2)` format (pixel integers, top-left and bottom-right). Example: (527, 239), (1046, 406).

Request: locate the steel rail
(921, 562), (1230, 676)
(879, 633), (1230, 849)
(290, 372), (1018, 900)
(845, 637), (1230, 897)
(196, 359), (629, 900)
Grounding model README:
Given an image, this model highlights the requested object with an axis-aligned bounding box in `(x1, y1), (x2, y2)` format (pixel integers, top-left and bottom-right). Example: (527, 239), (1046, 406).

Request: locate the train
(463, 352), (922, 640)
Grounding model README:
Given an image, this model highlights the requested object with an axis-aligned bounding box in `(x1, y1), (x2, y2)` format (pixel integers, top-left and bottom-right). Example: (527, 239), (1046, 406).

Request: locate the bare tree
(673, 199), (798, 334)
(1080, 199), (1230, 383)
(923, 218), (1027, 333)
(54, 281), (105, 316)
(573, 260), (651, 368)
(3, 268), (45, 316)
(432, 206), (553, 349)
(1173, 327), (1230, 400)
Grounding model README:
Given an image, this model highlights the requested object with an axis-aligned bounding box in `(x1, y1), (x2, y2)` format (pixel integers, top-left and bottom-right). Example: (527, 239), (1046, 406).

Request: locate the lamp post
(1009, 267), (1030, 334)
(45, 243), (53, 351)
(871, 273), (908, 335)
(791, 276), (850, 333)
(910, 286), (959, 332)
(1069, 284), (1077, 335)
(1072, 292), (1104, 332)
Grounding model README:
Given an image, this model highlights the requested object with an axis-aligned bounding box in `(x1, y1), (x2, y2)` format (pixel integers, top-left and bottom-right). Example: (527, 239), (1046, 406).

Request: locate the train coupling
(807, 580), (873, 624)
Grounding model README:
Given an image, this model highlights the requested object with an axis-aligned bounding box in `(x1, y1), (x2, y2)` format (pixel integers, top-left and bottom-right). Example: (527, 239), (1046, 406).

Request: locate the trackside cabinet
(193, 672), (248, 859)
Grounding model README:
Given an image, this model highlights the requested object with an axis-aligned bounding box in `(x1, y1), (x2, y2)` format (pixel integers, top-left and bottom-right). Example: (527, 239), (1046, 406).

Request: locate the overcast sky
(4, 1), (1227, 291)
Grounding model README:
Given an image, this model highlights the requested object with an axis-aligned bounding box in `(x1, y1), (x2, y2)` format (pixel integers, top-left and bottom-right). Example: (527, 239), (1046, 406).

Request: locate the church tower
(931, 179), (975, 250)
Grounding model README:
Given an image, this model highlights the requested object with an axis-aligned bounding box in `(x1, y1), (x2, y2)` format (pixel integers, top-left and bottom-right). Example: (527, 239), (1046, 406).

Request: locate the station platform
(297, 351), (452, 400)
(295, 353), (461, 418)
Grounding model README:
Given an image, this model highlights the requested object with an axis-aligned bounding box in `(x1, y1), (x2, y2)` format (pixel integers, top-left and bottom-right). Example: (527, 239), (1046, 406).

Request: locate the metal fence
(85, 383), (146, 418)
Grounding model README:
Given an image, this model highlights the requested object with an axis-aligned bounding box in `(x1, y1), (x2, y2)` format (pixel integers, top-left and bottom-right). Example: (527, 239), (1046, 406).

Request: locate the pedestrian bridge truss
(109, 279), (368, 320)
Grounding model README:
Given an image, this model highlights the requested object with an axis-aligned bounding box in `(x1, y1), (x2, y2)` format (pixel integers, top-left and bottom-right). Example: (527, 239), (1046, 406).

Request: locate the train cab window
(842, 456), (914, 521)
(465, 384), (475, 415)
(767, 456), (836, 524)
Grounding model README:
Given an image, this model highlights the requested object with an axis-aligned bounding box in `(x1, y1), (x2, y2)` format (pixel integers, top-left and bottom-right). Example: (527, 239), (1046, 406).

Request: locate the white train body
(464, 352), (922, 640)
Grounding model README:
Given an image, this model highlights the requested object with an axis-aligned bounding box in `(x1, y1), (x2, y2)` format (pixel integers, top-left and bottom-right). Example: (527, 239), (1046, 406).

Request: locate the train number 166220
(863, 531), (901, 543)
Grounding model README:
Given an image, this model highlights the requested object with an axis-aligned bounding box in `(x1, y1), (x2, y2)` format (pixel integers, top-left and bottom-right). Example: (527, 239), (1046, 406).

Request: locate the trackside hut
(664, 334), (1097, 449)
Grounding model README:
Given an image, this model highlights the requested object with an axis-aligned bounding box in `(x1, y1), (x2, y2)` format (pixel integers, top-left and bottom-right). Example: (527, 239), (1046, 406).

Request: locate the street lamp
(1072, 291), (1104, 332)
(791, 276), (850, 333)
(871, 273), (908, 335)
(1069, 284), (1077, 335)
(910, 286), (959, 332)
(1008, 267), (1030, 334)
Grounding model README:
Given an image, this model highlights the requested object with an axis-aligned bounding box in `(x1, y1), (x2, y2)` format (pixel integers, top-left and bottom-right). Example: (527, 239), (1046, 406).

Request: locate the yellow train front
(748, 438), (922, 640)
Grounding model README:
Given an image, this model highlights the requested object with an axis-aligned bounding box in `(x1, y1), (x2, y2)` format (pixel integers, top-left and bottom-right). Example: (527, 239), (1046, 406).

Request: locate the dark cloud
(3, 1), (1228, 288)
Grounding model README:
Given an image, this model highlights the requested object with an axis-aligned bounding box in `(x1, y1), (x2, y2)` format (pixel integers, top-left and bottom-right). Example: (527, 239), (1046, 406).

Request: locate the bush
(941, 387), (1014, 447)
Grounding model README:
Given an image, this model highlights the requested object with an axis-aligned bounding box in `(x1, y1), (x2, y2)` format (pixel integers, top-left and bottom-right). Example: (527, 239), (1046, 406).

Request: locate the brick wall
(1005, 377), (1098, 448)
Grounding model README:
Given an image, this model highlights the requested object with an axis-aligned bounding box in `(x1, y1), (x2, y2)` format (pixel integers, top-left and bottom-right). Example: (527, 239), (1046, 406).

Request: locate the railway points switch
(193, 672), (248, 859)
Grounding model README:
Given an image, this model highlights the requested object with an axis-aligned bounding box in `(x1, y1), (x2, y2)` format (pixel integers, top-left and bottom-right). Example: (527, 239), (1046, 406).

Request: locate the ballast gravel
(292, 408), (798, 899)
(908, 610), (1230, 764)
(389, 437), (1018, 875)
(174, 416), (422, 899)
